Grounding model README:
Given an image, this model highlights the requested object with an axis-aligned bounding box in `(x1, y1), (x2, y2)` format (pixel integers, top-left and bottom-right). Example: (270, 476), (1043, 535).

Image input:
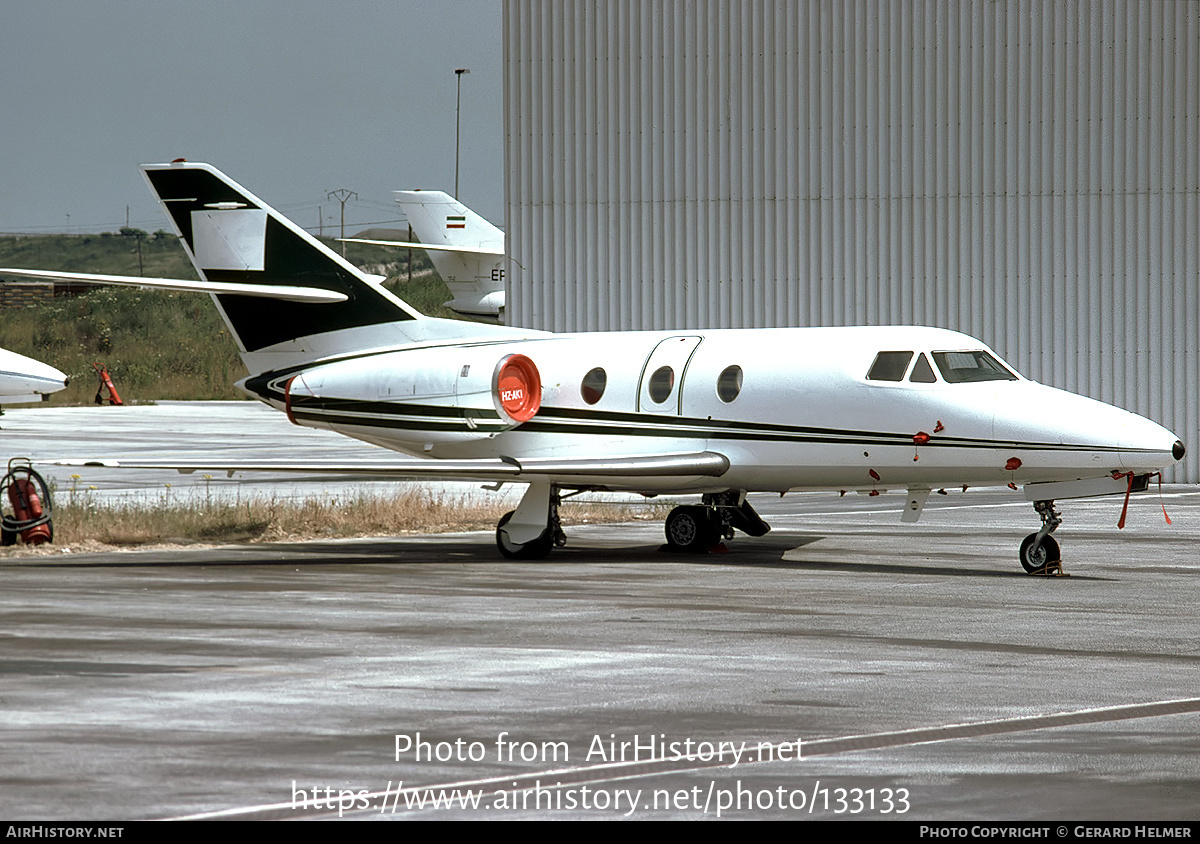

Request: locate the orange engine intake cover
(494, 354), (542, 424)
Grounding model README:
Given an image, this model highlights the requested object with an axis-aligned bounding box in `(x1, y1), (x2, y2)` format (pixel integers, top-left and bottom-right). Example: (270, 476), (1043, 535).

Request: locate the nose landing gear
(1020, 500), (1066, 576)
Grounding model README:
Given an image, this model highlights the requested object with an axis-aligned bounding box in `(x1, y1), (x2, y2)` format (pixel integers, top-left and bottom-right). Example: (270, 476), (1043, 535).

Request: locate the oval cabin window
(717, 365), (743, 402)
(581, 367), (607, 404)
(648, 366), (674, 403)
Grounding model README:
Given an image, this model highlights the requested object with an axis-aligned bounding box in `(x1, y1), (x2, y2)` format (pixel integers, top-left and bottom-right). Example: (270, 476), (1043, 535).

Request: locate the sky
(0, 0), (505, 235)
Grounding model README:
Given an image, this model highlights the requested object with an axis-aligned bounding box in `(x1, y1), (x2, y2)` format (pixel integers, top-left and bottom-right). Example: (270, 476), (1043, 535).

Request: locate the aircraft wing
(0, 268), (348, 304)
(47, 451), (731, 482)
(339, 237), (505, 256)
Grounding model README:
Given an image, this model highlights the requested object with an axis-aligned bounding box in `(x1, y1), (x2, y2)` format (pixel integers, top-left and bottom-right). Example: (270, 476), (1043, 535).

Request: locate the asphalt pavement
(1, 403), (1197, 821)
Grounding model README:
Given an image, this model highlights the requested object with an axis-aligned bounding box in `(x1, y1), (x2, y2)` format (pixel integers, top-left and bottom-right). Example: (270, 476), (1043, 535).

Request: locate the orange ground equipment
(92, 362), (123, 406)
(1, 458), (53, 546)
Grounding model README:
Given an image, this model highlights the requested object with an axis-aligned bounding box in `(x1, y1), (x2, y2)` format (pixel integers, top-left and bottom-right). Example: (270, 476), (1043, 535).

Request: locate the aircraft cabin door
(637, 336), (702, 414)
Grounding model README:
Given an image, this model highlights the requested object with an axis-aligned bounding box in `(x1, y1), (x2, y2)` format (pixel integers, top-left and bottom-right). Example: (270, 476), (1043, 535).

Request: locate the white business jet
(342, 189), (506, 320)
(1, 162), (1185, 572)
(0, 347), (68, 406)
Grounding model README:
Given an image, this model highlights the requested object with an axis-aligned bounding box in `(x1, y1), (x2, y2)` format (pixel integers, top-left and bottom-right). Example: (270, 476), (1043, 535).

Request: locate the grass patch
(2, 489), (668, 554)
(1, 287), (249, 402)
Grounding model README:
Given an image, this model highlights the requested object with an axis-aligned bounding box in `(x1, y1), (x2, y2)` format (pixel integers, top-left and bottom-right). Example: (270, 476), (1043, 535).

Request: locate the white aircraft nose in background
(0, 348), (69, 404)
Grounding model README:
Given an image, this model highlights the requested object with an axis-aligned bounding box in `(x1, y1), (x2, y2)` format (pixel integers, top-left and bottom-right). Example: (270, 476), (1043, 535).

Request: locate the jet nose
(1122, 424), (1187, 473)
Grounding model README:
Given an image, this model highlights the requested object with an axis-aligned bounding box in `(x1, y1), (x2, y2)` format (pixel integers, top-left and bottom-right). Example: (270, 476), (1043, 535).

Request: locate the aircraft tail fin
(392, 190), (506, 318)
(140, 161), (424, 355)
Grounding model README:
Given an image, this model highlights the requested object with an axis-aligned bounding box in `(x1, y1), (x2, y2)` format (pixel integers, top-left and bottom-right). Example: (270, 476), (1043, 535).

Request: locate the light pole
(454, 67), (470, 198)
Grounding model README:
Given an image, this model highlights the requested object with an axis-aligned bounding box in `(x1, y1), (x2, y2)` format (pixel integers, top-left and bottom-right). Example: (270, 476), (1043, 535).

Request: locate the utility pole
(454, 67), (470, 198)
(326, 190), (358, 257)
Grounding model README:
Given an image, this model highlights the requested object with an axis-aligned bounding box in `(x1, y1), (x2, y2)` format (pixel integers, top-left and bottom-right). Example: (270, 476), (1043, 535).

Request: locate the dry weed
(1, 488), (669, 555)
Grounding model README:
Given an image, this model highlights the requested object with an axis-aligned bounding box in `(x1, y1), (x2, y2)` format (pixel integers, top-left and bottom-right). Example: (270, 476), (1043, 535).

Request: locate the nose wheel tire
(1019, 533), (1060, 574)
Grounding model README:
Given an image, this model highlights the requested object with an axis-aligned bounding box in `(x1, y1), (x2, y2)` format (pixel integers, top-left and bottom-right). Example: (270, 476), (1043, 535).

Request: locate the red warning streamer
(1111, 471), (1172, 529)
(912, 431), (930, 462)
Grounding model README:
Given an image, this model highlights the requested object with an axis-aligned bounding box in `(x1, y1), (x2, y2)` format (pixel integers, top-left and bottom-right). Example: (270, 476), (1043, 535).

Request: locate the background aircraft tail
(391, 190), (505, 319)
(141, 162), (425, 357)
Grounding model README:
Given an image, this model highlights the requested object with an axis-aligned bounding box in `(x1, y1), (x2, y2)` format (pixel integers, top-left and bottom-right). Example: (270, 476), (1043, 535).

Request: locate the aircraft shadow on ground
(9, 531), (1105, 579)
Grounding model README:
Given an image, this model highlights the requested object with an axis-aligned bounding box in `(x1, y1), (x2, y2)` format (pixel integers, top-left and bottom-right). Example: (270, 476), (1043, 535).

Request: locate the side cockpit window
(909, 353), (937, 383)
(933, 351), (1018, 383)
(866, 351), (913, 381)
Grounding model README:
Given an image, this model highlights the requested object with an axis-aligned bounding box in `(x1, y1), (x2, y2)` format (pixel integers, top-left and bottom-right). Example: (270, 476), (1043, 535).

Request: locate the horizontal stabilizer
(0, 268), (348, 304)
(47, 452), (730, 482)
(339, 237), (504, 256)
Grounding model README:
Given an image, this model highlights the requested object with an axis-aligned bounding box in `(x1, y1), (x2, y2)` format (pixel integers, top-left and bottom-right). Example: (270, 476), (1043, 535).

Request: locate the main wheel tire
(1019, 533), (1061, 573)
(496, 510), (554, 560)
(665, 506), (717, 553)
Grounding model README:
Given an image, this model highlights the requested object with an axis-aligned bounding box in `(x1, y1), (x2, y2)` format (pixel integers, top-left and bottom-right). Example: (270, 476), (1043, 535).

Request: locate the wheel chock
(1027, 559), (1069, 577)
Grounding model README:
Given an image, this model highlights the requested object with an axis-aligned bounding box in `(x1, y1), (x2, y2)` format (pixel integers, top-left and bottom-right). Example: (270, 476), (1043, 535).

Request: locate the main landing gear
(663, 491), (770, 554)
(1019, 499), (1064, 575)
(493, 484), (771, 559)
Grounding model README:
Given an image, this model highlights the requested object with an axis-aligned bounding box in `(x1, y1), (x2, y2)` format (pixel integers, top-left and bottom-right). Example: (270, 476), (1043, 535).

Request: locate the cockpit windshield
(865, 351), (914, 381)
(932, 350), (1017, 383)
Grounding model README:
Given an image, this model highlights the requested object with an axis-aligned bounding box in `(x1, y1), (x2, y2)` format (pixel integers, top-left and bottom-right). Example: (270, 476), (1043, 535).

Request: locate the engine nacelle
(284, 346), (543, 450)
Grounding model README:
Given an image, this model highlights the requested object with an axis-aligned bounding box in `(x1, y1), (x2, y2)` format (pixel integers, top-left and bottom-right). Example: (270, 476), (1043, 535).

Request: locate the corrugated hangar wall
(503, 0), (1200, 481)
